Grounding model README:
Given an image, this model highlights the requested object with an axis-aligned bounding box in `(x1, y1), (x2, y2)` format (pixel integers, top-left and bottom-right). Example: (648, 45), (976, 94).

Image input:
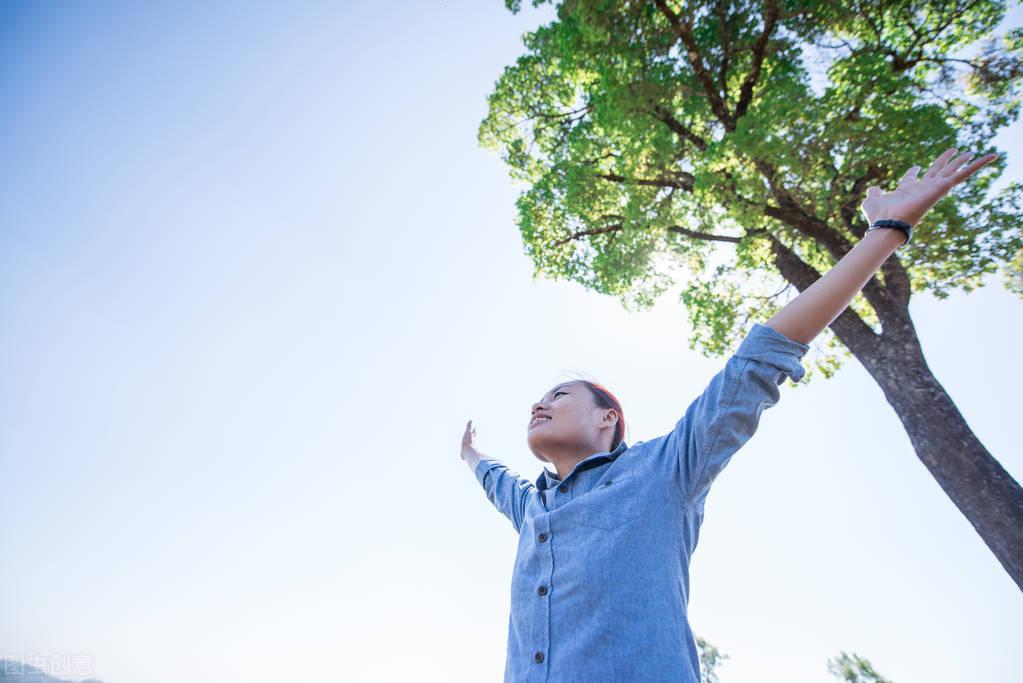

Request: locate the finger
(866, 185), (882, 198)
(951, 153), (998, 183)
(940, 151), (975, 177)
(923, 147), (958, 178)
(898, 164), (922, 188)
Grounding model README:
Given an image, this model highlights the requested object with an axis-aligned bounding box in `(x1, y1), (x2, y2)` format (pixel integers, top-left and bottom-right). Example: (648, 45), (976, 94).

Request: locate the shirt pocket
(576, 471), (648, 531)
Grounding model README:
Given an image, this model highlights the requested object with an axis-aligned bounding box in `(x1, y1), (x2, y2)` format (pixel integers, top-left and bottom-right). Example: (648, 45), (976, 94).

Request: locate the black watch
(866, 219), (913, 245)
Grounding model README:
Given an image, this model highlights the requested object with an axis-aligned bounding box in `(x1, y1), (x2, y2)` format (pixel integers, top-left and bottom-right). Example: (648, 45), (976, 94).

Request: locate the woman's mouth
(529, 416), (552, 429)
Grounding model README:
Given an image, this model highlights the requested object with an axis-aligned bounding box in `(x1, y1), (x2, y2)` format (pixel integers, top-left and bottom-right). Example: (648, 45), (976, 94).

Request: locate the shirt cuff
(735, 322), (811, 383)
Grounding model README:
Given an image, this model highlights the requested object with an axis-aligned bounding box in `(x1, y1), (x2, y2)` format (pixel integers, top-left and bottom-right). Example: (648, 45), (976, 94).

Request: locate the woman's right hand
(461, 419), (481, 466)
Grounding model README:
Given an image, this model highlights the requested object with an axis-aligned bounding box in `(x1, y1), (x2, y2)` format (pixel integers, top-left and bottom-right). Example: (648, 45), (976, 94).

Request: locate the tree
(827, 651), (893, 683)
(697, 636), (730, 683)
(695, 639), (893, 682)
(480, 0), (1023, 588)
(1004, 245), (1023, 295)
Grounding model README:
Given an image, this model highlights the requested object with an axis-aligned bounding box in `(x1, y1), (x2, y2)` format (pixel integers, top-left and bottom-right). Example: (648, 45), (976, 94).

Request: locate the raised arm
(461, 420), (534, 534)
(765, 148), (997, 344)
(670, 322), (810, 504)
(667, 148), (996, 506)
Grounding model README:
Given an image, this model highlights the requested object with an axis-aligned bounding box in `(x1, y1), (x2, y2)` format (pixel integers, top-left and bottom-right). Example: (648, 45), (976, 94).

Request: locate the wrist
(462, 448), (483, 469)
(865, 218), (913, 246)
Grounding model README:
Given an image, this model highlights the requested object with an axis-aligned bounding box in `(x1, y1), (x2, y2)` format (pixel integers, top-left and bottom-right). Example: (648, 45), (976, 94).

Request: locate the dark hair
(577, 380), (626, 452)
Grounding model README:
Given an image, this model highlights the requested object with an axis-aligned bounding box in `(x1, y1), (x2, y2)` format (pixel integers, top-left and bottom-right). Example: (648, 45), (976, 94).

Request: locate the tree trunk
(770, 238), (1023, 590)
(851, 329), (1023, 591)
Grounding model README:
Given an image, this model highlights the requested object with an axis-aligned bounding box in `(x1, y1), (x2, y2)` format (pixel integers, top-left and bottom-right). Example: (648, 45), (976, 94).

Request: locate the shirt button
(537, 585), (548, 596)
(538, 532), (547, 542)
(558, 484), (568, 493)
(534, 651), (544, 663)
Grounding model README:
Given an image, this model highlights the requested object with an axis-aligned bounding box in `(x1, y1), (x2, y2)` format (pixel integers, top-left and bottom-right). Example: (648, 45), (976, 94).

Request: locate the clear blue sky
(1, 2), (1020, 682)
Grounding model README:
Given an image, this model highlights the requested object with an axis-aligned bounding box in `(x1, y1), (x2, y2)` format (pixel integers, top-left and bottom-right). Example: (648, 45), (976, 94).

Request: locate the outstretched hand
(461, 419), (479, 462)
(861, 147), (998, 229)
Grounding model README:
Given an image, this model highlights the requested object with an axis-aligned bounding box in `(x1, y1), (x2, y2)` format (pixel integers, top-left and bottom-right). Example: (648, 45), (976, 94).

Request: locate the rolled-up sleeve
(474, 457), (535, 534)
(672, 322), (810, 505)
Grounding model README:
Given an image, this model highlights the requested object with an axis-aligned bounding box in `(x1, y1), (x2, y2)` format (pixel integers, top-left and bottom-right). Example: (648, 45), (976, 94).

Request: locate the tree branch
(648, 103), (709, 151)
(767, 233), (882, 356)
(654, 0), (732, 128)
(733, 0), (780, 121)
(491, 104), (593, 137)
(749, 159), (912, 327)
(596, 171), (694, 191)
(879, 253), (913, 307)
(755, 158), (855, 257)
(838, 167), (882, 239)
(717, 0), (731, 100)
(667, 225), (744, 243)
(551, 222), (623, 247)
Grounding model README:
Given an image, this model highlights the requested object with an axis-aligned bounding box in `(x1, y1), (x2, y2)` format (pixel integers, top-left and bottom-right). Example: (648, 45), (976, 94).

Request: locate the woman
(460, 148), (996, 682)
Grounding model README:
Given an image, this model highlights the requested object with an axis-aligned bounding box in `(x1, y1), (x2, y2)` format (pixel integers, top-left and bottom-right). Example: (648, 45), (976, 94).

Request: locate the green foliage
(482, 0), (1023, 373)
(1004, 244), (1023, 295)
(694, 639), (893, 682)
(695, 636), (729, 683)
(827, 651), (893, 683)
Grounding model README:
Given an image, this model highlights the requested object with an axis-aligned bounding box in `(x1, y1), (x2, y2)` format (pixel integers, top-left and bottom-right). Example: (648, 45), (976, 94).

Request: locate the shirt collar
(534, 440), (629, 491)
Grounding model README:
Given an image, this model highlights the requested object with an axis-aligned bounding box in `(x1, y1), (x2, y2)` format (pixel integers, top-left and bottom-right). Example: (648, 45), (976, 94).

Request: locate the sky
(1, 2), (1021, 682)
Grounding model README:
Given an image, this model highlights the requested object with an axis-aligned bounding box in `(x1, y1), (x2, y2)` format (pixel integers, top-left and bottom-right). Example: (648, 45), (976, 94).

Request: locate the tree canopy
(481, 0), (1022, 380)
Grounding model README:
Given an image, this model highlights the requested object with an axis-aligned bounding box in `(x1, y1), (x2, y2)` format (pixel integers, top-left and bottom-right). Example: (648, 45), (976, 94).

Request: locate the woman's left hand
(861, 147), (998, 228)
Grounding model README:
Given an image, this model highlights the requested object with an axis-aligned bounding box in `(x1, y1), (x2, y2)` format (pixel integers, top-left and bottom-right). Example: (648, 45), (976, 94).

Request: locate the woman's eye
(554, 391), (565, 397)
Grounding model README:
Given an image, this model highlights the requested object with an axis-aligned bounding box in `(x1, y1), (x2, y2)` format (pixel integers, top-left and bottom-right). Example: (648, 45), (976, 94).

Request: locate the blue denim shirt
(471, 323), (810, 682)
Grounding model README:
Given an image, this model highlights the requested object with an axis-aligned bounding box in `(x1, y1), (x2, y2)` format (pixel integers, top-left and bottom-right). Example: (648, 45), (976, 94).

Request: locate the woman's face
(526, 380), (615, 460)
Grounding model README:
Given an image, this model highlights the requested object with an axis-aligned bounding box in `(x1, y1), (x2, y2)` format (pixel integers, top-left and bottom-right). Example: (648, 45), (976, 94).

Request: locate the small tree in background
(696, 639), (894, 682)
(1005, 246), (1023, 295)
(827, 651), (894, 683)
(697, 636), (730, 683)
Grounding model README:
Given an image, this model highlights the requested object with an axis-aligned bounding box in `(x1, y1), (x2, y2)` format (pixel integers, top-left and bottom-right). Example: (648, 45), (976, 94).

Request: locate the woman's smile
(529, 415), (552, 428)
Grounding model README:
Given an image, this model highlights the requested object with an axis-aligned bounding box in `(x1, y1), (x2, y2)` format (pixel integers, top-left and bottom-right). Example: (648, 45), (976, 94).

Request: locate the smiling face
(526, 380), (618, 462)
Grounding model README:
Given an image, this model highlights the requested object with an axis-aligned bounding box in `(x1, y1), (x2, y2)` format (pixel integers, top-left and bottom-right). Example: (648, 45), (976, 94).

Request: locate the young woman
(460, 148), (996, 682)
